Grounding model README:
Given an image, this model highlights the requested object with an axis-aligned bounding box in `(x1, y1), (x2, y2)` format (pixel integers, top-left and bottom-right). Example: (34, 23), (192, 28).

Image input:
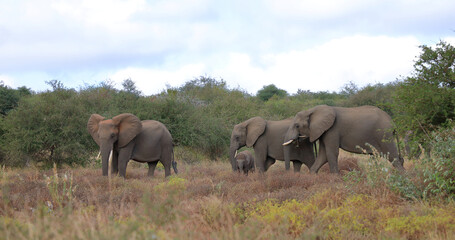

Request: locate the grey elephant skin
(235, 151), (255, 175)
(230, 117), (315, 172)
(284, 105), (404, 173)
(87, 113), (177, 178)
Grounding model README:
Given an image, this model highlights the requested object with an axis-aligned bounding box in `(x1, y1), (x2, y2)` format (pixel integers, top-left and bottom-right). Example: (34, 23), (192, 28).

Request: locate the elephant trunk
(284, 145), (291, 171)
(237, 160), (244, 173)
(283, 126), (299, 146)
(229, 145), (238, 171)
(100, 143), (113, 176)
(283, 127), (299, 171)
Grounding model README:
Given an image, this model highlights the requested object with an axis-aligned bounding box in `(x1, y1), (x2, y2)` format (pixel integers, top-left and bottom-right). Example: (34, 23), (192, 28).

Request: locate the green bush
(344, 82), (397, 116)
(393, 40), (455, 144)
(421, 127), (455, 200)
(0, 82), (32, 116)
(257, 84), (288, 102)
(2, 83), (94, 167)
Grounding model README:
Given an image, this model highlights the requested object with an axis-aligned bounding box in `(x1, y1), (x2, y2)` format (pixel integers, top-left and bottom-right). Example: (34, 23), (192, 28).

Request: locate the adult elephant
(87, 113), (177, 178)
(230, 117), (315, 172)
(283, 105), (404, 173)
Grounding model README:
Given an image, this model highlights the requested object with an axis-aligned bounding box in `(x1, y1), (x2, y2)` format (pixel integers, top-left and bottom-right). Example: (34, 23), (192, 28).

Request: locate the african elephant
(283, 105), (404, 173)
(230, 117), (315, 173)
(87, 113), (177, 178)
(235, 151), (255, 175)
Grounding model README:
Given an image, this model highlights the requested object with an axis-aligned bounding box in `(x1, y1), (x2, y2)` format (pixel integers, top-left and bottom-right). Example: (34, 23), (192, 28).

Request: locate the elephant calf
(235, 151), (255, 175)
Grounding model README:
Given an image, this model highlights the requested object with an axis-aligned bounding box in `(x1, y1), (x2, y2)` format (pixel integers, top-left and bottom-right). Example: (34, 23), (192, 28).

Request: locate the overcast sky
(1, 0), (454, 95)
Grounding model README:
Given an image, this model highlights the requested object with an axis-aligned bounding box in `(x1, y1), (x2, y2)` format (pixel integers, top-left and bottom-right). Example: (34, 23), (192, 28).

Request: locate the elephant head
(236, 158), (247, 174)
(235, 151), (254, 175)
(284, 105), (335, 144)
(87, 113), (142, 176)
(229, 117), (266, 171)
(283, 105), (335, 170)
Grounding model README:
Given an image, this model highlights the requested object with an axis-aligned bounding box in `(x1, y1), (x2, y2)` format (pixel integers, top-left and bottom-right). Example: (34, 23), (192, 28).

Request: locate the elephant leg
(118, 158), (129, 177)
(265, 157), (276, 171)
(111, 151), (119, 175)
(161, 159), (171, 177)
(324, 137), (340, 173)
(310, 141), (328, 173)
(254, 149), (267, 173)
(117, 144), (134, 178)
(147, 161), (158, 177)
(293, 161), (302, 173)
(160, 145), (173, 177)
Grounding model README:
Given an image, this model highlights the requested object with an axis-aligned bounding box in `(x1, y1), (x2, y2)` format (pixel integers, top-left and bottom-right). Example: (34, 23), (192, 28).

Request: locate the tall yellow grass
(1, 155), (455, 239)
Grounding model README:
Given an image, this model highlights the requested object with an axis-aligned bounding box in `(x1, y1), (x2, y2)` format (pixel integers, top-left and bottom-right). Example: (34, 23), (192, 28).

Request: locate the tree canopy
(257, 84), (288, 101)
(394, 40), (455, 140)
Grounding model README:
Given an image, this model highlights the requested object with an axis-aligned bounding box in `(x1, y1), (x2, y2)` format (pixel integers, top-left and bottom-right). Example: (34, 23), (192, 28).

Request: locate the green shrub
(344, 82), (397, 116)
(393, 40), (455, 144)
(257, 84), (287, 102)
(352, 146), (422, 200)
(2, 83), (94, 167)
(421, 127), (455, 200)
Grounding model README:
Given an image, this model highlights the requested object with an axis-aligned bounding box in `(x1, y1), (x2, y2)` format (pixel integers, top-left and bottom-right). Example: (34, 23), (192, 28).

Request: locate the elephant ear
(113, 113), (142, 148)
(245, 117), (266, 147)
(309, 105), (336, 142)
(87, 114), (105, 146)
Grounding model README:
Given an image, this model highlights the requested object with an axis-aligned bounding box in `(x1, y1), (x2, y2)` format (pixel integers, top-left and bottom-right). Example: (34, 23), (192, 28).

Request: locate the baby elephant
(235, 151), (255, 175)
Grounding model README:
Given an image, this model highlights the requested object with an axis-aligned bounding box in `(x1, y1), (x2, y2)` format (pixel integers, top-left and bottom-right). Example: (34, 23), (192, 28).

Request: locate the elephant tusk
(97, 151), (101, 159)
(299, 135), (308, 139)
(108, 150), (113, 178)
(282, 139), (294, 146)
(234, 150), (238, 158)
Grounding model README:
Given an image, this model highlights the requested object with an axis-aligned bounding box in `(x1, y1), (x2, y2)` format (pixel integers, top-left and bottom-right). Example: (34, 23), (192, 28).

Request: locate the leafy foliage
(0, 82), (31, 116)
(394, 40), (455, 143)
(257, 84), (288, 101)
(344, 82), (398, 116)
(2, 83), (93, 167)
(421, 127), (455, 199)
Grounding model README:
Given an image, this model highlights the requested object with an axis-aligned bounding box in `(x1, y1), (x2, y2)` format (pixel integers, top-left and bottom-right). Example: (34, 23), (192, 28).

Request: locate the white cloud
(0, 1), (453, 95)
(0, 75), (15, 88)
(219, 35), (421, 94)
(107, 63), (207, 95)
(51, 0), (146, 29)
(266, 0), (367, 20)
(444, 37), (455, 46)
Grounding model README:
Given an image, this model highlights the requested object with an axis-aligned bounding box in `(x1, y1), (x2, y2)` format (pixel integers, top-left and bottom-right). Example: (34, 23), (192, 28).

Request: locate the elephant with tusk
(230, 117), (315, 173)
(283, 105), (404, 173)
(87, 113), (178, 178)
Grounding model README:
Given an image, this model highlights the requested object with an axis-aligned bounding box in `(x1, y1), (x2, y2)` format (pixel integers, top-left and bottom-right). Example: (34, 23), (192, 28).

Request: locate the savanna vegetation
(0, 40), (454, 239)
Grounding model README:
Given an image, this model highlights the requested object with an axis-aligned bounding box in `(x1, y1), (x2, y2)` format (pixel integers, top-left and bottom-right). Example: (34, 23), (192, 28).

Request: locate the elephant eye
(110, 133), (115, 138)
(295, 123), (299, 129)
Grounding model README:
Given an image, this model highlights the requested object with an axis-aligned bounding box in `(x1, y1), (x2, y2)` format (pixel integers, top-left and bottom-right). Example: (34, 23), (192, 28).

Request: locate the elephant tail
(171, 148), (178, 174)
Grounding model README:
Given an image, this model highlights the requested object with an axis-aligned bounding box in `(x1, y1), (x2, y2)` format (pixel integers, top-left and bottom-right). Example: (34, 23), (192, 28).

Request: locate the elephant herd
(87, 105), (405, 178)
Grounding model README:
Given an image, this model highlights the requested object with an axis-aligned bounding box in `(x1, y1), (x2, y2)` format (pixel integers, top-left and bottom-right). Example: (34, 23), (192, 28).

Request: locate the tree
(0, 82), (31, 116)
(393, 40), (455, 142)
(340, 81), (359, 96)
(344, 82), (397, 116)
(121, 78), (141, 96)
(2, 84), (93, 166)
(257, 84), (288, 101)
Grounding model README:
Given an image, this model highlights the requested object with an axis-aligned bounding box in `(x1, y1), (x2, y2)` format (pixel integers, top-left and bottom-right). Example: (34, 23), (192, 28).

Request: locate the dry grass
(1, 154), (455, 239)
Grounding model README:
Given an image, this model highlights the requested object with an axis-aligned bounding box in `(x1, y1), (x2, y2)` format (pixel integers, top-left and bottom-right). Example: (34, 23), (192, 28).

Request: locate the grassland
(1, 152), (455, 240)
